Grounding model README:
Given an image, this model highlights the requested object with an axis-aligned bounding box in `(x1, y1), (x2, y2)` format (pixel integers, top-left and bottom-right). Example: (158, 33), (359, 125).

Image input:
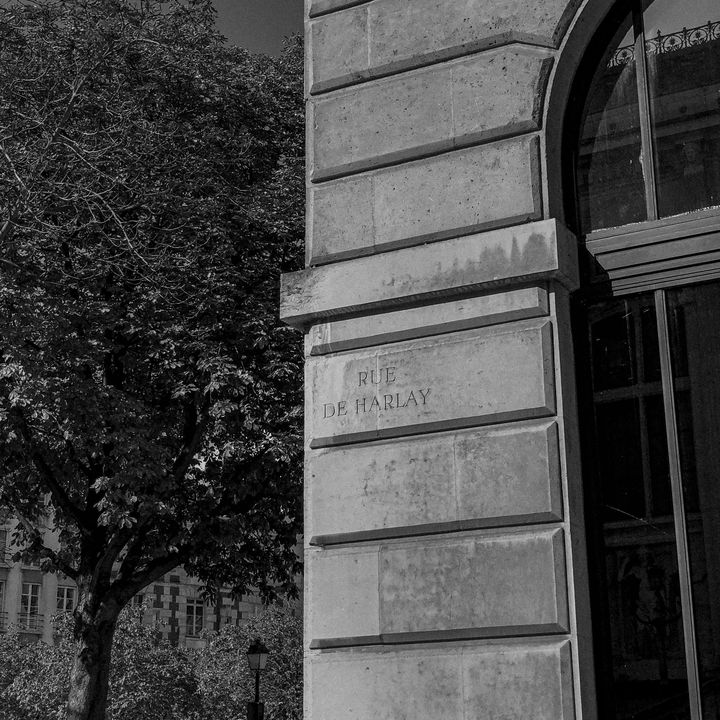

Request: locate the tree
(0, 1), (304, 718)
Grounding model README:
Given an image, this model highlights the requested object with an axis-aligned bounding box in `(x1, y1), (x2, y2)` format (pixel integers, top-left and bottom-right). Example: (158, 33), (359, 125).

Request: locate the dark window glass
(596, 399), (645, 522)
(575, 0), (720, 234)
(667, 282), (720, 716)
(590, 305), (637, 391)
(577, 16), (646, 233)
(645, 0), (720, 218)
(587, 293), (691, 719)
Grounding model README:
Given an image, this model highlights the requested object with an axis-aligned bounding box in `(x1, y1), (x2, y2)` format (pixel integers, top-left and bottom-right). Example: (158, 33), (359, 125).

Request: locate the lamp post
(246, 638), (269, 720)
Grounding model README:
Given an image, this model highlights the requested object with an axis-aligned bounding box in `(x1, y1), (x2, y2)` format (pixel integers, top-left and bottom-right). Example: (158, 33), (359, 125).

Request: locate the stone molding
(307, 135), (543, 264)
(306, 287), (549, 355)
(306, 527), (569, 646)
(310, 48), (554, 181)
(307, 319), (556, 448)
(308, 0), (582, 94)
(307, 639), (574, 720)
(308, 419), (563, 544)
(281, 219), (579, 328)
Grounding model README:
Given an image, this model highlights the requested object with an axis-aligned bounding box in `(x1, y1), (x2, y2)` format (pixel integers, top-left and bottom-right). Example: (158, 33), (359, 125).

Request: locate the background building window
(0, 529), (7, 565)
(20, 582), (41, 632)
(56, 586), (75, 613)
(185, 598), (204, 637)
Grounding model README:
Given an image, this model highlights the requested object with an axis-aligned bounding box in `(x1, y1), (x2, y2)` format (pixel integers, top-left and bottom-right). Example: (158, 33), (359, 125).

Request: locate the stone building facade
(281, 0), (720, 718)
(0, 520), (263, 647)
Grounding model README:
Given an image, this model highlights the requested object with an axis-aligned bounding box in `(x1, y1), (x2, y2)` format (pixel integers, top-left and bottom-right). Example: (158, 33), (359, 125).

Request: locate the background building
(0, 518), (264, 647)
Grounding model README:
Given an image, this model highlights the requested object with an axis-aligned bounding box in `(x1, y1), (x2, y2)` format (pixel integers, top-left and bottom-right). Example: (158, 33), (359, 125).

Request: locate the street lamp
(246, 638), (270, 720)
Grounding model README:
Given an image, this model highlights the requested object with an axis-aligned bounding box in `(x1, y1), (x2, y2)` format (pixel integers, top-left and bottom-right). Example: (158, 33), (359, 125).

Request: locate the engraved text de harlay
(321, 365), (432, 419)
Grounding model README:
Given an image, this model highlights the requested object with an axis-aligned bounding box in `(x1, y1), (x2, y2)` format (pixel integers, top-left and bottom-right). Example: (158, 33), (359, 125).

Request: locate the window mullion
(633, 5), (660, 220)
(655, 288), (702, 720)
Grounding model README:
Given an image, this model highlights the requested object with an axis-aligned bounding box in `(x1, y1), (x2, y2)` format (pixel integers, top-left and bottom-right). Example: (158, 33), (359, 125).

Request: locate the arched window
(569, 1), (720, 718)
(574, 0), (720, 234)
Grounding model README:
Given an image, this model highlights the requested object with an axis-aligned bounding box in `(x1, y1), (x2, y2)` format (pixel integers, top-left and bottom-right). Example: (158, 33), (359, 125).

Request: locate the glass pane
(644, 0), (720, 217)
(587, 294), (691, 719)
(591, 308), (637, 391)
(577, 13), (648, 233)
(667, 281), (720, 716)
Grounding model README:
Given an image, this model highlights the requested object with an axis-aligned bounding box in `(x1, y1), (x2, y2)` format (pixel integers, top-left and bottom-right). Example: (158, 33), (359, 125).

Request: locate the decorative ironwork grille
(609, 19), (720, 67)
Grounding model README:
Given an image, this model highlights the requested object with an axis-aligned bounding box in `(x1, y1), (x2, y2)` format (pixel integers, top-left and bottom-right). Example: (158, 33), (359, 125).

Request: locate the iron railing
(610, 19), (720, 67)
(16, 613), (44, 632)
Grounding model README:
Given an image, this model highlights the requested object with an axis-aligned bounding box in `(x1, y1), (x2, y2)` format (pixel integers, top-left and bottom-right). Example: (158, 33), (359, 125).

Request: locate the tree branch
(170, 393), (210, 482)
(10, 510), (79, 580)
(10, 407), (92, 535)
(216, 445), (273, 511)
(89, 528), (133, 592)
(113, 551), (187, 606)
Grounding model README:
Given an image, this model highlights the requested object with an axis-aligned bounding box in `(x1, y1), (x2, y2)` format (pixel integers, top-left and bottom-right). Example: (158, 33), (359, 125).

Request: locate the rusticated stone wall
(281, 0), (598, 717)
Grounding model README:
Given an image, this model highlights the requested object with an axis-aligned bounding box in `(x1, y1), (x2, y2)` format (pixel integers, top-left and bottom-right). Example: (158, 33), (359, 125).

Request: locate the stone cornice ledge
(281, 219), (579, 328)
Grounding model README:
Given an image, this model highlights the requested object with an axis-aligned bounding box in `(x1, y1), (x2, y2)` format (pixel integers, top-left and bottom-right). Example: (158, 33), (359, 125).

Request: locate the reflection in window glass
(645, 0), (720, 217)
(577, 16), (647, 233)
(575, 0), (720, 234)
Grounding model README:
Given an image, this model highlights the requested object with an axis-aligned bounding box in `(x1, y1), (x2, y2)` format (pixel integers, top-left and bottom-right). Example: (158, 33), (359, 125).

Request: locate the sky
(213, 0), (303, 55)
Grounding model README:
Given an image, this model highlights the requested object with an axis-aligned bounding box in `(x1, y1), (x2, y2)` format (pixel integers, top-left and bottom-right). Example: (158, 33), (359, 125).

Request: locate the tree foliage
(0, 605), (302, 720)
(0, 0), (304, 716)
(195, 604), (303, 720)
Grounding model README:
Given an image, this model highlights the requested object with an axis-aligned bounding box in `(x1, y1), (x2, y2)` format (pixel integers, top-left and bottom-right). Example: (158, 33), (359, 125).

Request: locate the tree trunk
(67, 608), (118, 720)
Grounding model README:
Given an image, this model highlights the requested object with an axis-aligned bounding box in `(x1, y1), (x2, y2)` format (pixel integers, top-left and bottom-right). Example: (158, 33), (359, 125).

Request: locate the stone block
(306, 287), (548, 355)
(307, 320), (555, 447)
(308, 420), (562, 542)
(461, 641), (574, 720)
(311, 47), (553, 180)
(282, 220), (579, 327)
(309, 174), (374, 260)
(307, 528), (567, 642)
(309, 0), (580, 93)
(309, 7), (368, 92)
(455, 421), (562, 523)
(306, 546), (380, 641)
(379, 529), (568, 637)
(308, 135), (541, 263)
(309, 644), (464, 720)
(308, 641), (573, 720)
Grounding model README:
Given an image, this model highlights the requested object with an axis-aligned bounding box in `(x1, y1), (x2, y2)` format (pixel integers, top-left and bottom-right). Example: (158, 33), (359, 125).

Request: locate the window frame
(567, 3), (720, 717)
(185, 597), (204, 638)
(56, 585), (76, 613)
(584, 208), (720, 295)
(564, 1), (720, 299)
(20, 581), (42, 632)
